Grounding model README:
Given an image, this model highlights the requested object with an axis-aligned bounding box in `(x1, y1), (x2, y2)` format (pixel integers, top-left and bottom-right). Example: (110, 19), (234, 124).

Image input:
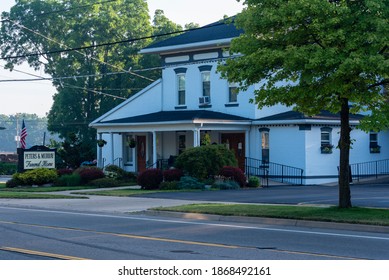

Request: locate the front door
(221, 133), (245, 171)
(137, 136), (146, 173)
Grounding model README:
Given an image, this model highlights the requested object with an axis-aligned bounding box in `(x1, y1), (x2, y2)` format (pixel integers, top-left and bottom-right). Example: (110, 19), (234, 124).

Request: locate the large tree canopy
(219, 0), (388, 208)
(0, 0), (156, 145)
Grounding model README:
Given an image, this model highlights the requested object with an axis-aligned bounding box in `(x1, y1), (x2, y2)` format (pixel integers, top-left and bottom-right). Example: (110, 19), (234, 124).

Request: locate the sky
(0, 0), (243, 117)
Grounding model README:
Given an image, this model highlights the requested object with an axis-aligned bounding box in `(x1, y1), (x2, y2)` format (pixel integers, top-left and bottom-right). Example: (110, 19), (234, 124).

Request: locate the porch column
(152, 131), (157, 166)
(110, 132), (114, 165)
(193, 129), (200, 147)
(245, 129), (250, 158)
(98, 132), (103, 168)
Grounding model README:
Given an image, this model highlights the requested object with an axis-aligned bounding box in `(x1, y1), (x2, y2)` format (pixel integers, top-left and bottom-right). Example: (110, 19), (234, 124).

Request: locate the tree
(219, 0), (388, 208)
(0, 0), (154, 147)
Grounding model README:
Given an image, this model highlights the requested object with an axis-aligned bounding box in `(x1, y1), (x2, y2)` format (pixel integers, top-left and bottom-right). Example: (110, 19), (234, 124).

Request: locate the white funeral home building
(90, 18), (389, 185)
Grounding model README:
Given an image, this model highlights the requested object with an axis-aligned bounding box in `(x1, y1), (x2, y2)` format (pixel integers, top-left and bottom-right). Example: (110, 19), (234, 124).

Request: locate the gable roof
(140, 17), (243, 55)
(95, 110), (250, 125)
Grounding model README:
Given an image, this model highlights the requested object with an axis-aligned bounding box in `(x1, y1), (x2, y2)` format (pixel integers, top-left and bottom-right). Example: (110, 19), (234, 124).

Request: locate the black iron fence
(349, 159), (389, 182)
(245, 157), (304, 186)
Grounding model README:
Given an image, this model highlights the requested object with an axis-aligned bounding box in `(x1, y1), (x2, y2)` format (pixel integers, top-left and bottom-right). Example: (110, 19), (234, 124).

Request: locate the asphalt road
(1, 206), (389, 260)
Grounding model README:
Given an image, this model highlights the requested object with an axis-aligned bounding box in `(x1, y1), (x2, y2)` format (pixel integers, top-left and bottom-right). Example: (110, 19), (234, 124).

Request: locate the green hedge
(0, 162), (17, 175)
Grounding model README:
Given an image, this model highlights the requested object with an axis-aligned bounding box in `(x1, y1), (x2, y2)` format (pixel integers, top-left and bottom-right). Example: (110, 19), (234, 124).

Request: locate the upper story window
(198, 66), (212, 106)
(228, 82), (238, 103)
(320, 127), (333, 154)
(177, 74), (186, 105)
(174, 68), (187, 107)
(201, 71), (211, 97)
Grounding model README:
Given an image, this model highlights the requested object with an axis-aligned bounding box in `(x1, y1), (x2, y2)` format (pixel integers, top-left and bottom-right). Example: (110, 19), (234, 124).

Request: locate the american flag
(20, 120), (27, 149)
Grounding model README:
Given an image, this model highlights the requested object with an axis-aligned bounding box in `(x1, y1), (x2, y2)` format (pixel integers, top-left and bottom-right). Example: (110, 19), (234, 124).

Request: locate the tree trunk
(338, 97), (352, 208)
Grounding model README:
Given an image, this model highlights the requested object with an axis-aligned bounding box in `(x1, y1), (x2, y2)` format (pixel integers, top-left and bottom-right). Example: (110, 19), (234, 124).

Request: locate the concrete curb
(143, 210), (389, 234)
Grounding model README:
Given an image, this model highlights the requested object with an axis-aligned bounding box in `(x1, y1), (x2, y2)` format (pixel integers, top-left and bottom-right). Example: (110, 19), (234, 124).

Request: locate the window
(124, 135), (134, 164)
(201, 71), (210, 98)
(177, 74), (186, 105)
(320, 127), (333, 154)
(178, 134), (186, 154)
(259, 128), (270, 163)
(228, 83), (238, 103)
(370, 132), (380, 153)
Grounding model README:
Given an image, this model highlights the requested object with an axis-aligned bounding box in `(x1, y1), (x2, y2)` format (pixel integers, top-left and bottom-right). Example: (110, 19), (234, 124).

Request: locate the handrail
(245, 157), (304, 186)
(348, 159), (389, 182)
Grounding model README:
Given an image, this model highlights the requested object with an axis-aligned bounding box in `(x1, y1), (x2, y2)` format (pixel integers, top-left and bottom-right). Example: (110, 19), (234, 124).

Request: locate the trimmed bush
(0, 162), (17, 175)
(54, 173), (81, 186)
(12, 168), (58, 186)
(175, 145), (237, 180)
(178, 176), (204, 190)
(137, 168), (163, 190)
(159, 181), (179, 190)
(57, 168), (74, 177)
(219, 166), (246, 188)
(163, 169), (184, 182)
(212, 180), (240, 190)
(247, 176), (260, 188)
(87, 178), (121, 188)
(104, 165), (136, 181)
(74, 166), (104, 184)
(5, 179), (18, 188)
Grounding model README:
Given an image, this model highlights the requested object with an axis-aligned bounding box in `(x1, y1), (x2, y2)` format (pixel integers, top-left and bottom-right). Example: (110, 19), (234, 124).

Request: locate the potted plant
(97, 139), (107, 147)
(370, 145), (381, 153)
(128, 137), (136, 148)
(320, 144), (333, 154)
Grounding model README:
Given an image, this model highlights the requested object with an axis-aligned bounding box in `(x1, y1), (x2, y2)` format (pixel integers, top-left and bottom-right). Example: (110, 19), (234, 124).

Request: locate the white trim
(139, 38), (234, 55)
(89, 79), (162, 126)
(253, 119), (360, 126)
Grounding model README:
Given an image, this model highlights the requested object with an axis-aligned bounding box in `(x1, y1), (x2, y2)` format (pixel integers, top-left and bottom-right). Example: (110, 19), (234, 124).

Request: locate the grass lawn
(0, 192), (87, 199)
(73, 188), (180, 196)
(153, 204), (389, 226)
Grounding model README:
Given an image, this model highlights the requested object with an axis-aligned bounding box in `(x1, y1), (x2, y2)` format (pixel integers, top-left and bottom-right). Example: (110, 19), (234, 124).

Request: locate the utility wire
(6, 19), (155, 82)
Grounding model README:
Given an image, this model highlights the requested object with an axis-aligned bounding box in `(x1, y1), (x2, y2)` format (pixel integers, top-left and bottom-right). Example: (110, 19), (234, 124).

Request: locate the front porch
(97, 129), (249, 173)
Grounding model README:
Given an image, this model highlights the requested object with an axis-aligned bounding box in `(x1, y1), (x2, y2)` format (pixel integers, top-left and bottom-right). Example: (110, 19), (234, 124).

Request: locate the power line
(0, 22), (226, 60)
(5, 19), (155, 82)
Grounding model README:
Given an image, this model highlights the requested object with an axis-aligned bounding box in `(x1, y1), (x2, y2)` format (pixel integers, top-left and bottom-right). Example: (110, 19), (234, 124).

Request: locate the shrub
(219, 166), (246, 188)
(178, 176), (204, 190)
(12, 168), (58, 186)
(0, 162), (17, 175)
(159, 181), (179, 190)
(54, 173), (81, 186)
(87, 178), (121, 188)
(5, 179), (18, 188)
(57, 168), (73, 177)
(175, 145), (237, 180)
(137, 168), (163, 190)
(212, 180), (240, 190)
(247, 176), (260, 188)
(163, 169), (184, 182)
(104, 165), (136, 181)
(74, 166), (104, 184)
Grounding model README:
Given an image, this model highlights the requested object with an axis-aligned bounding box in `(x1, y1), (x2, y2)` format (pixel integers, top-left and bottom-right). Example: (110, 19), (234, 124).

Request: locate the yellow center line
(0, 246), (89, 260)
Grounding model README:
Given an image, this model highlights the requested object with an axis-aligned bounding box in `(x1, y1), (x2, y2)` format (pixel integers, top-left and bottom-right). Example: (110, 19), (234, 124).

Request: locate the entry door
(221, 133), (245, 171)
(137, 136), (146, 173)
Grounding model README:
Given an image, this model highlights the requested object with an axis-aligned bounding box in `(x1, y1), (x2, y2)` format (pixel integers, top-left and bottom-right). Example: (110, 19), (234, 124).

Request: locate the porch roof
(96, 110), (250, 125)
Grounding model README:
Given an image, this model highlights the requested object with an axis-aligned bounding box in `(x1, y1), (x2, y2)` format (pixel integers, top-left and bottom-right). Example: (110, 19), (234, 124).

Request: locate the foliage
(137, 168), (163, 190)
(163, 168), (184, 182)
(247, 176), (260, 188)
(175, 145), (237, 180)
(177, 176), (204, 190)
(218, 0), (388, 208)
(12, 168), (58, 186)
(87, 178), (121, 188)
(159, 181), (180, 190)
(55, 133), (96, 169)
(104, 165), (136, 181)
(212, 180), (240, 190)
(57, 168), (74, 177)
(54, 173), (81, 187)
(74, 166), (104, 184)
(0, 162), (17, 175)
(218, 166), (246, 188)
(5, 179), (18, 188)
